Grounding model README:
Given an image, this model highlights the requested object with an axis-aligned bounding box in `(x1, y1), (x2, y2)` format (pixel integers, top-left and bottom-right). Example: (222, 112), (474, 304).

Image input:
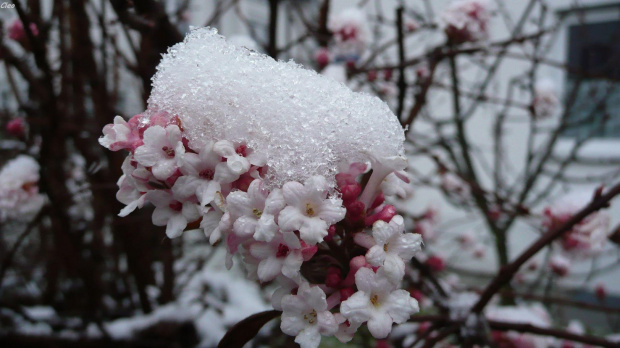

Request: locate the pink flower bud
(6, 118), (26, 137)
(595, 283), (606, 300)
(340, 183), (361, 204)
(324, 225), (337, 242)
(300, 241), (318, 261)
(425, 255), (445, 272)
(376, 340), (390, 348)
(369, 192), (385, 211)
(383, 69), (393, 81)
(345, 200), (365, 223)
(417, 322), (431, 334)
(367, 70), (377, 82)
(409, 289), (424, 302)
(8, 19), (39, 42)
(326, 267), (342, 288)
(315, 47), (330, 67)
(341, 256), (370, 287)
(364, 204), (396, 226)
(339, 287), (355, 301)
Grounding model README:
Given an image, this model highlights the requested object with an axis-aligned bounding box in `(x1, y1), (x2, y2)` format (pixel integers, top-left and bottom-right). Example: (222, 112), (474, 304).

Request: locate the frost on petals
(281, 282), (338, 348)
(279, 176), (346, 244)
(340, 268), (419, 338)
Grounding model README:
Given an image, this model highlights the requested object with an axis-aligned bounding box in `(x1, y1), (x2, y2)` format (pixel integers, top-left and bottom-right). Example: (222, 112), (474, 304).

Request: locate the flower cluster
(100, 112), (422, 347)
(532, 78), (559, 118)
(7, 18), (39, 48)
(441, 0), (491, 44)
(327, 8), (371, 63)
(543, 192), (611, 254)
(0, 155), (45, 222)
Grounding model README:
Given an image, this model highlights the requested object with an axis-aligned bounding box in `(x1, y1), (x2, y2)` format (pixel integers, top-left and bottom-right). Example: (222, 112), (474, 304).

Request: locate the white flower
(381, 170), (413, 199)
(248, 231), (305, 282)
(134, 125), (184, 180)
(0, 155), (46, 222)
(178, 141), (222, 206)
(359, 155), (407, 208)
(145, 177), (201, 238)
(533, 78), (559, 118)
(333, 313), (361, 343)
(365, 215), (423, 283)
(278, 176), (346, 244)
(280, 282), (338, 348)
(99, 116), (137, 151)
(116, 156), (151, 217)
(213, 140), (251, 183)
(199, 206), (228, 245)
(226, 179), (284, 242)
(440, 172), (471, 199)
(340, 268), (419, 339)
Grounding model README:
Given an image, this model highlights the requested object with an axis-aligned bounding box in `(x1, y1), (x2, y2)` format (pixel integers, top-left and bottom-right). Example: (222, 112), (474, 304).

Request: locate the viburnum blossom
(280, 282), (338, 348)
(441, 0), (491, 44)
(279, 176), (346, 245)
(365, 215), (423, 283)
(0, 155), (46, 222)
(134, 125), (184, 181)
(8, 19), (39, 42)
(340, 268), (419, 339)
(99, 27), (421, 347)
(543, 191), (611, 257)
(532, 78), (559, 118)
(146, 178), (201, 238)
(327, 8), (371, 61)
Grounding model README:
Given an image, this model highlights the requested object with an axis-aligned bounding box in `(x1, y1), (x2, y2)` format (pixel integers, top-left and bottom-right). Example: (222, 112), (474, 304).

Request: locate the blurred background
(1, 0), (620, 347)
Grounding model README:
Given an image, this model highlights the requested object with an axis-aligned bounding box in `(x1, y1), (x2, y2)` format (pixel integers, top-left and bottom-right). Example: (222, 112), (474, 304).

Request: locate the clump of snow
(227, 34), (260, 52)
(103, 303), (194, 340)
(147, 27), (404, 189)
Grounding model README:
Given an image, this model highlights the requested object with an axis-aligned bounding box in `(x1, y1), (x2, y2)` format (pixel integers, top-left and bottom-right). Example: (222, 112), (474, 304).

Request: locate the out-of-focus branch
(488, 320), (618, 347)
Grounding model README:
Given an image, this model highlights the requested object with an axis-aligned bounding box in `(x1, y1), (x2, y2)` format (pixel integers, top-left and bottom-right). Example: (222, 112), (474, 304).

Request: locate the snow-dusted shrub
(100, 27), (421, 347)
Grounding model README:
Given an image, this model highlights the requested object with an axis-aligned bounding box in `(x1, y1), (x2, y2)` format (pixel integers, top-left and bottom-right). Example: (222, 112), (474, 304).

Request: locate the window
(561, 4), (620, 139)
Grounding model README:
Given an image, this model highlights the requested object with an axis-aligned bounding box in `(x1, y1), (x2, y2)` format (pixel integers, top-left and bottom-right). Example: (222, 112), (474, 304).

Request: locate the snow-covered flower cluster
(327, 8), (371, 63)
(543, 191), (611, 264)
(441, 0), (491, 44)
(532, 78), (559, 118)
(0, 155), (46, 222)
(100, 27), (422, 347)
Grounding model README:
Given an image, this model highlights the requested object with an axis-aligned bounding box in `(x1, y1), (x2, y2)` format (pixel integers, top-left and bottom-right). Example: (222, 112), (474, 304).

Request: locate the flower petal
(367, 311), (393, 339)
